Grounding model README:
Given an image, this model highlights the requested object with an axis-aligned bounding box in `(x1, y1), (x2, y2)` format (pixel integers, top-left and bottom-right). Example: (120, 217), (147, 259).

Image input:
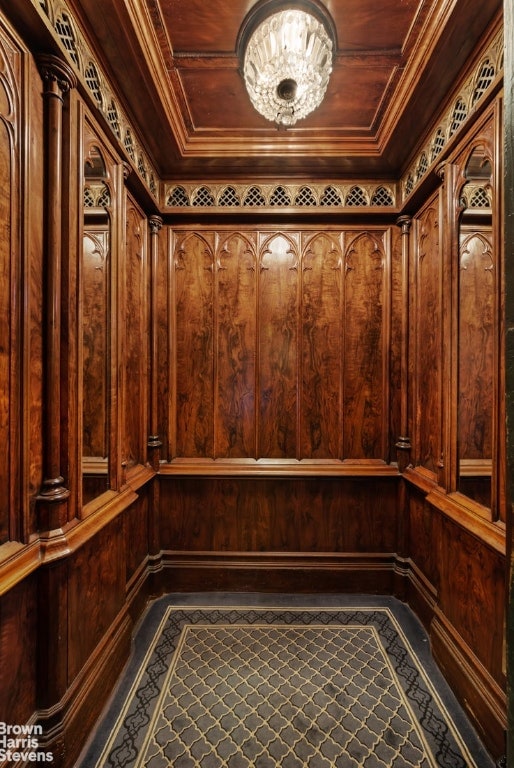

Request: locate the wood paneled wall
(412, 193), (442, 477)
(0, 15), (155, 767)
(123, 195), (148, 471)
(156, 475), (400, 597)
(168, 228), (396, 463)
(402, 105), (506, 756)
(0, 5), (507, 767)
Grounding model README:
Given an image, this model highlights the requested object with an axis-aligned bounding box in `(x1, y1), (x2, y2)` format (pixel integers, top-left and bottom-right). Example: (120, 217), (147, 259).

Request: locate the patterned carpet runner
(78, 596), (495, 767)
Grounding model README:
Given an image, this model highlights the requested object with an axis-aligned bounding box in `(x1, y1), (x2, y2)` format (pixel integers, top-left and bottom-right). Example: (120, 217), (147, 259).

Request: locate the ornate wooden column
(34, 56), (76, 746)
(395, 215), (412, 472)
(147, 216), (163, 565)
(147, 215), (163, 469)
(36, 55), (76, 535)
(437, 161), (463, 491)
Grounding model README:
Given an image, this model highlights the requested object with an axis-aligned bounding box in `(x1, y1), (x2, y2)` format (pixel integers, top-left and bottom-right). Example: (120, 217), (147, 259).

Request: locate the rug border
(77, 595), (494, 768)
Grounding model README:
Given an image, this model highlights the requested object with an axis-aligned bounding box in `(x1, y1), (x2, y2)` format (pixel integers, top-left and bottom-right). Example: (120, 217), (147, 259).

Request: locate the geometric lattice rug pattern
(78, 596), (495, 768)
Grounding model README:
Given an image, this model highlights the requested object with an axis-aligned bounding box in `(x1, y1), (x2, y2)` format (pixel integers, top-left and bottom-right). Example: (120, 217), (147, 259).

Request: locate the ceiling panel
(72, 0), (502, 180)
(179, 63), (394, 132)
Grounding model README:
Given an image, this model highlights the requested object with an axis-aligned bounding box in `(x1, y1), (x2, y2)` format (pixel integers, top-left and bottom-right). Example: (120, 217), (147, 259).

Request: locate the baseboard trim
(430, 611), (506, 760)
(33, 605), (134, 767)
(403, 558), (438, 630)
(150, 550), (397, 594)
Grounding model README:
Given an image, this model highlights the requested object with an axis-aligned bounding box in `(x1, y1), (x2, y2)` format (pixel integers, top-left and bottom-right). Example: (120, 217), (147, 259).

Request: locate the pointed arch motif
(215, 232), (258, 457)
(342, 232), (388, 459)
(300, 232), (344, 458)
(54, 9), (80, 67)
(242, 186), (266, 206)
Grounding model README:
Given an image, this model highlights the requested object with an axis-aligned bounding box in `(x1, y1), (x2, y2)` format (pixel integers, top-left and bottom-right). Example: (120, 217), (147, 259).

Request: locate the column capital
(435, 159), (460, 183)
(149, 215), (163, 234)
(395, 215), (412, 234)
(37, 54), (77, 95)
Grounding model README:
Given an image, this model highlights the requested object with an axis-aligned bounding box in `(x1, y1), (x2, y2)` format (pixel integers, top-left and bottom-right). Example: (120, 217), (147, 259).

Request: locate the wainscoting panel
(156, 475), (400, 595)
(0, 575), (38, 726)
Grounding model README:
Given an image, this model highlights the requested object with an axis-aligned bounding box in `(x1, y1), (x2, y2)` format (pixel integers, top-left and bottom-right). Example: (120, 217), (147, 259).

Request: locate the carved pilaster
(36, 56), (76, 528)
(439, 162), (463, 491)
(147, 216), (163, 559)
(395, 215), (412, 472)
(148, 216), (163, 470)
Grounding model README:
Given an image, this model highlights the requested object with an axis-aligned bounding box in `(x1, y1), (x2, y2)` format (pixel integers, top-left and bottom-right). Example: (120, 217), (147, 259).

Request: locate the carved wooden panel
(343, 232), (389, 459)
(0, 26), (21, 544)
(407, 488), (442, 594)
(300, 233), (343, 459)
(81, 122), (123, 503)
(170, 228), (393, 463)
(0, 577), (37, 725)
(413, 197), (442, 475)
(123, 196), (147, 468)
(26, 58), (44, 535)
(82, 226), (109, 459)
(174, 233), (215, 457)
(439, 515), (505, 683)
(159, 477), (399, 554)
(458, 225), (494, 505)
(258, 233), (299, 458)
(0, 83), (12, 543)
(68, 516), (125, 682)
(216, 233), (257, 457)
(389, 226), (403, 452)
(157, 228), (170, 455)
(124, 491), (150, 586)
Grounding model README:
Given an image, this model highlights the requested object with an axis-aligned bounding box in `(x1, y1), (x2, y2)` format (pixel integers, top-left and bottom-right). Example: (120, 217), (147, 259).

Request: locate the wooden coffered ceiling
(71, 0), (501, 181)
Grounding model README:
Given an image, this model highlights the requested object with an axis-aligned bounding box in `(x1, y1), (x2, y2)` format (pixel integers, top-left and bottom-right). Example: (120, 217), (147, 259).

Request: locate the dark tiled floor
(77, 594), (496, 768)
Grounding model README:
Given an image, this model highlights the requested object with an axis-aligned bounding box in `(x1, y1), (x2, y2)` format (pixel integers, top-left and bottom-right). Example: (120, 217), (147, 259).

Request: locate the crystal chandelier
(240, 5), (334, 127)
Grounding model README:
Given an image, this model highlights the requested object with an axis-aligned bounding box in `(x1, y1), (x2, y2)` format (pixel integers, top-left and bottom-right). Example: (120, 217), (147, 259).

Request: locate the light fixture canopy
(238, 2), (335, 127)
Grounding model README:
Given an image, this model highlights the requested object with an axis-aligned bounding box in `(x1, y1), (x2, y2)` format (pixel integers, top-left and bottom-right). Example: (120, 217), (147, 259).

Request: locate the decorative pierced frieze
(124, 128), (135, 160)
(415, 153), (428, 182)
(401, 28), (502, 202)
(137, 153), (147, 180)
(164, 182), (396, 210)
(370, 186), (394, 206)
(54, 10), (79, 67)
(430, 128), (446, 163)
(345, 185), (368, 206)
(32, 0), (158, 200)
(472, 57), (497, 106)
(461, 182), (492, 209)
(320, 185), (342, 206)
(191, 186), (215, 207)
(218, 186), (239, 207)
(243, 186), (266, 207)
(295, 186), (317, 206)
(167, 185), (189, 207)
(83, 182), (111, 209)
(269, 185), (291, 206)
(448, 95), (469, 139)
(31, 0), (501, 210)
(83, 60), (102, 108)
